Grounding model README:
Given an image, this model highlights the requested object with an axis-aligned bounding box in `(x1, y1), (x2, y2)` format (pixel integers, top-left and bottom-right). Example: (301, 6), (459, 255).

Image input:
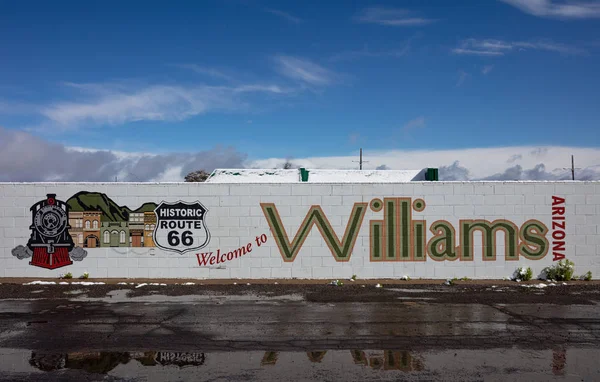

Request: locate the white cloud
(2, 127), (599, 181)
(0, 126), (247, 182)
(173, 64), (235, 82)
(274, 56), (337, 86)
(482, 65), (495, 74)
(355, 7), (436, 26)
(402, 116), (426, 132)
(500, 0), (600, 19)
(38, 82), (287, 129)
(456, 71), (469, 87)
(452, 49), (505, 57)
(265, 8), (302, 24)
(329, 44), (411, 62)
(233, 84), (289, 94)
(249, 146), (600, 180)
(453, 38), (585, 56)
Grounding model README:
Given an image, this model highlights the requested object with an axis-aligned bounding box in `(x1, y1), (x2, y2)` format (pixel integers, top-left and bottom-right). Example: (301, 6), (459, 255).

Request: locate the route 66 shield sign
(152, 201), (210, 254)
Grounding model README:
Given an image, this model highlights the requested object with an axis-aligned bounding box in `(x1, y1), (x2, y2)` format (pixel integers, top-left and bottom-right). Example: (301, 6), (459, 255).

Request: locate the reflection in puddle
(26, 350), (423, 373)
(350, 350), (424, 371)
(28, 351), (206, 373)
(0, 347), (596, 381)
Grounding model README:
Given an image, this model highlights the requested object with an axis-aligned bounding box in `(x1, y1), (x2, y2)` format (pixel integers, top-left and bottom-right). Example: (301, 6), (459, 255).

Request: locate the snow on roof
(308, 169), (423, 183)
(206, 168), (425, 183)
(206, 169), (299, 183)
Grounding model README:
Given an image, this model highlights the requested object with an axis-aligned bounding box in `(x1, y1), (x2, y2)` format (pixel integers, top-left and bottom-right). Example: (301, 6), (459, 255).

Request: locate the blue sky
(1, 0), (600, 181)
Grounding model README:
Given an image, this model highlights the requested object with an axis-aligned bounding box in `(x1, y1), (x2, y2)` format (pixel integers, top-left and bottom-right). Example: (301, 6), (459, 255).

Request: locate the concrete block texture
(0, 181), (598, 279)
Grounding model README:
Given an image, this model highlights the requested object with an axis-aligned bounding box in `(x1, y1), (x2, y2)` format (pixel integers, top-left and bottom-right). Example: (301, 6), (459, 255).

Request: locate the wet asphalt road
(0, 282), (599, 381)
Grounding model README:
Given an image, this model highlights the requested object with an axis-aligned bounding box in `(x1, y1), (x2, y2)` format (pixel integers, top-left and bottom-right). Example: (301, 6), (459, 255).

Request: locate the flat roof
(206, 168), (425, 183)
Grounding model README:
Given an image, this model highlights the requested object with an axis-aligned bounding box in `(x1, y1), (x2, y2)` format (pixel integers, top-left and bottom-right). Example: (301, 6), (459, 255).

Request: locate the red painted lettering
(553, 252), (565, 261)
(553, 241), (565, 252)
(195, 235), (265, 267)
(196, 253), (211, 266)
(551, 196), (566, 262)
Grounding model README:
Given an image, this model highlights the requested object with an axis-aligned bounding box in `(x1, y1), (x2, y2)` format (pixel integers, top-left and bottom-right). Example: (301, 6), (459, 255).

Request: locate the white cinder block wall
(0, 182), (598, 280)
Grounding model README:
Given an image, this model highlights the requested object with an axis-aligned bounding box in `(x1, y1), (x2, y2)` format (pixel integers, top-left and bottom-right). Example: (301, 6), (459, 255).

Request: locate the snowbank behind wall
(0, 182), (598, 279)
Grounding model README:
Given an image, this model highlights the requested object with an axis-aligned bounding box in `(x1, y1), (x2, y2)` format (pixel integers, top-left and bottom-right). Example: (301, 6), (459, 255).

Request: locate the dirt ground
(2, 276), (599, 285)
(1, 277), (599, 305)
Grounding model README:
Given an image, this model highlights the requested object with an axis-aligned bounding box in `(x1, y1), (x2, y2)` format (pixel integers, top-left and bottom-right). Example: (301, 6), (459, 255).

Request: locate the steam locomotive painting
(26, 194), (75, 269)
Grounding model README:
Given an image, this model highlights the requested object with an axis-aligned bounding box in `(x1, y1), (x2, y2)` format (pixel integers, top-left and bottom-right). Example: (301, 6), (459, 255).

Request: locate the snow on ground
(206, 168), (424, 183)
(23, 281), (106, 286)
(70, 282), (105, 285)
(522, 283), (549, 289)
(23, 281), (56, 285)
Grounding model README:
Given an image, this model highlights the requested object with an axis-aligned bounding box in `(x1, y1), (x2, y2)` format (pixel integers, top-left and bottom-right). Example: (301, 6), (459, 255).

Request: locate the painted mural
(11, 192), (211, 269)
(9, 190), (567, 271)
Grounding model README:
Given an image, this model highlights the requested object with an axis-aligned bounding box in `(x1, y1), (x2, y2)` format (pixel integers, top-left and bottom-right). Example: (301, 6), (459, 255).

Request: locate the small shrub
(460, 277), (470, 281)
(583, 271), (592, 281)
(513, 266), (533, 282)
(543, 259), (575, 281)
(330, 279), (344, 286)
(351, 274), (357, 281)
(80, 272), (89, 279)
(62, 272), (72, 279)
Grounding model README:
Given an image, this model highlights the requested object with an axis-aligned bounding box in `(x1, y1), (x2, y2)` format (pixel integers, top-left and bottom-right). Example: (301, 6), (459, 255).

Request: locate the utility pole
(353, 148), (369, 170)
(560, 155), (580, 180)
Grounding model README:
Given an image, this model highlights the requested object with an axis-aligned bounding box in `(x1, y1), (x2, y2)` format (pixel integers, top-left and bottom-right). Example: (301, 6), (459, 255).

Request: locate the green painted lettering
(519, 219), (549, 260)
(427, 220), (457, 260)
(261, 203), (367, 262)
(460, 220), (519, 261)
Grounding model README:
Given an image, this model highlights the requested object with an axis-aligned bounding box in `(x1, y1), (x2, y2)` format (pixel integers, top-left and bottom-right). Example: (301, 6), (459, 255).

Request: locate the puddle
(387, 288), (444, 293)
(396, 297), (435, 301)
(63, 290), (85, 295)
(70, 289), (305, 304)
(0, 347), (596, 381)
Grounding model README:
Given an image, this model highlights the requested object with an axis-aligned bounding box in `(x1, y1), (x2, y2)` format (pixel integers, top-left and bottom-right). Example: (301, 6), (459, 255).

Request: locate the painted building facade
(82, 211), (102, 248)
(129, 212), (145, 247)
(101, 222), (129, 248)
(144, 212), (156, 248)
(68, 211), (84, 248)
